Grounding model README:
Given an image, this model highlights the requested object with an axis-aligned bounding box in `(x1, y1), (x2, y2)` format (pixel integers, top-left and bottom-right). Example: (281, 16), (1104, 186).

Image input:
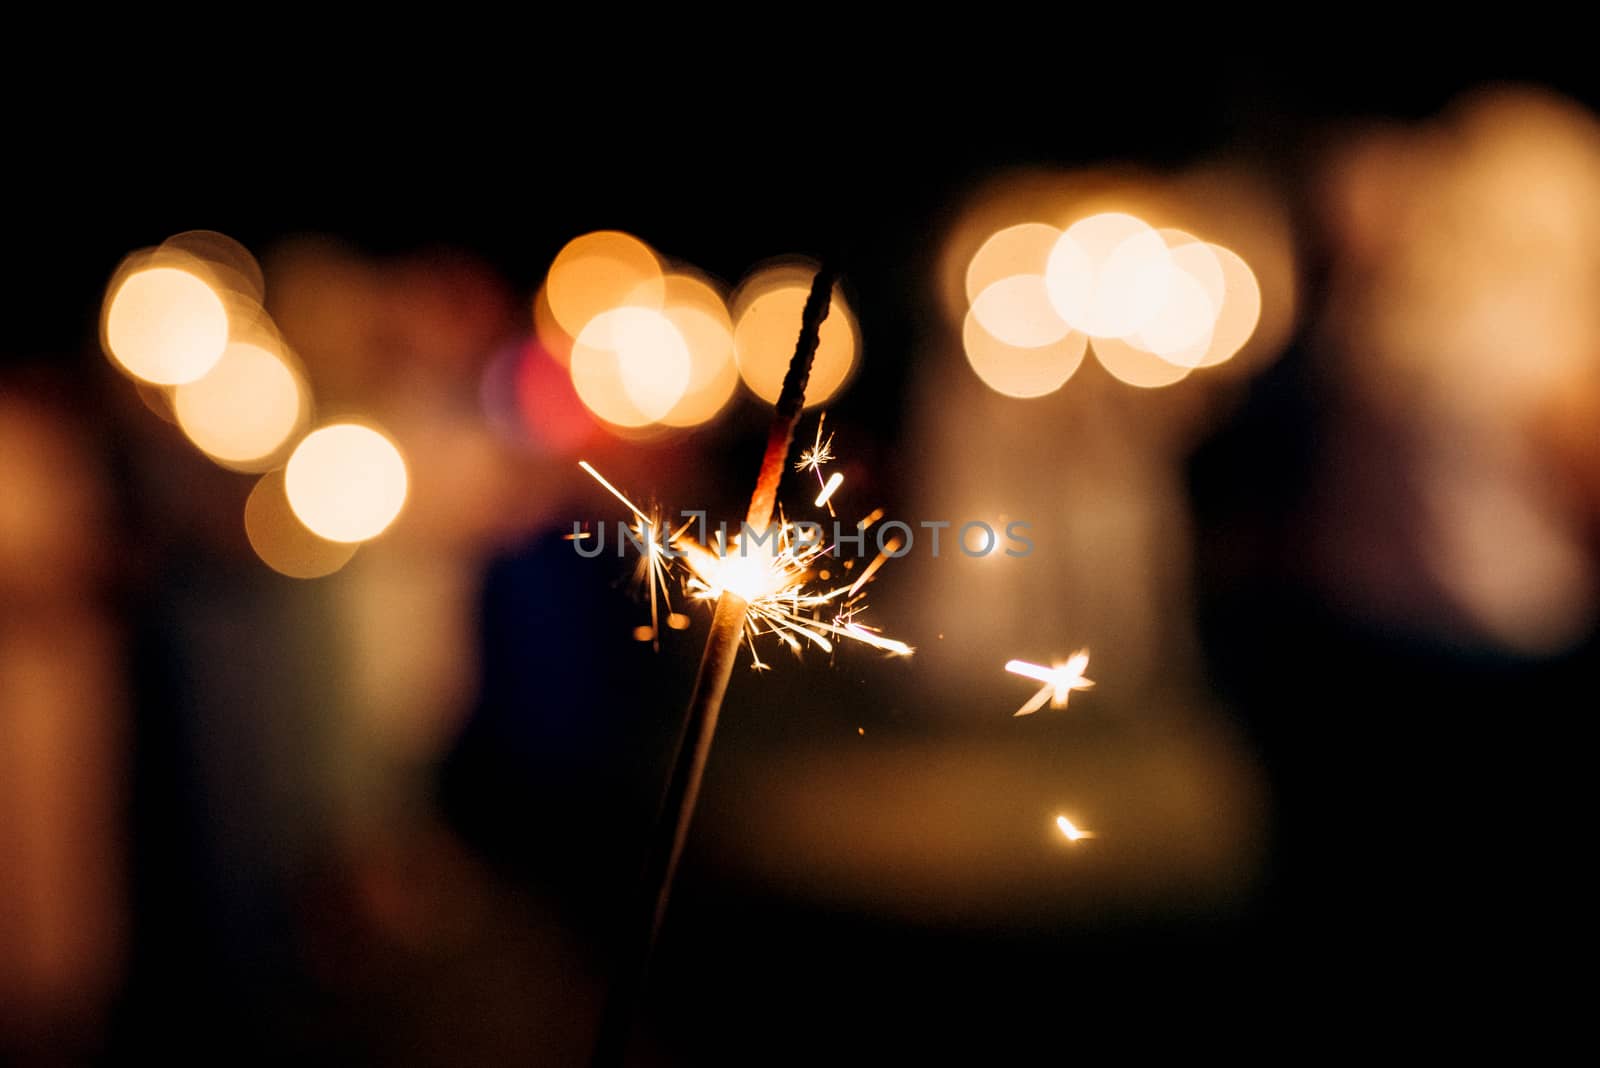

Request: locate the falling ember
(1006, 650), (1094, 716)
(815, 471), (844, 508)
(633, 625), (656, 643)
(1056, 815), (1095, 842)
(666, 612), (691, 630)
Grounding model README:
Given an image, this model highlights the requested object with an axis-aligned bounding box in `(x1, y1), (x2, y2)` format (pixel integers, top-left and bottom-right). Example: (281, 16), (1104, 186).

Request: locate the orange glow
(173, 340), (306, 468)
(963, 310), (1088, 398)
(666, 612), (691, 630)
(964, 222), (1062, 304)
(544, 230), (665, 337)
(103, 262), (230, 385)
(532, 282), (574, 366)
(244, 469), (359, 579)
(569, 306), (692, 428)
(732, 264), (858, 407)
(284, 423), (409, 543)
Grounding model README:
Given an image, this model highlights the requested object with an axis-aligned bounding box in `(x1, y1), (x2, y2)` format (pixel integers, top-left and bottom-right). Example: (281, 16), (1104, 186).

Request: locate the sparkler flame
(1006, 651), (1094, 716)
(578, 425), (912, 669)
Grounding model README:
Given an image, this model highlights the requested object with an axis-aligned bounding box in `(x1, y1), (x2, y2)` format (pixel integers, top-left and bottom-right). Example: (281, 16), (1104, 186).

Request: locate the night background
(3, 60), (1595, 1061)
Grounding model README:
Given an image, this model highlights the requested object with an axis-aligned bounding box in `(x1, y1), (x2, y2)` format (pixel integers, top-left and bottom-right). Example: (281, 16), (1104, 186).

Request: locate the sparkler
(577, 447), (909, 667)
(1006, 650), (1095, 716)
(593, 263), (908, 1066)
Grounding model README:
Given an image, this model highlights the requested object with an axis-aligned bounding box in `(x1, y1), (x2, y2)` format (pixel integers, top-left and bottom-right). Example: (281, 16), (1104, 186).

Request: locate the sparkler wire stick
(590, 263), (836, 1066)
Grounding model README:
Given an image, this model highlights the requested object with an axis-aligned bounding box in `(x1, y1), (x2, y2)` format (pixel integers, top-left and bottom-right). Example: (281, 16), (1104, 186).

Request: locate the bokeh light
(658, 272), (739, 428)
(1191, 244), (1261, 368)
(1089, 335), (1194, 389)
(1045, 213), (1176, 339)
(569, 306), (693, 429)
(244, 468), (359, 578)
(284, 423), (409, 543)
(732, 264), (858, 408)
(173, 340), (307, 469)
(969, 274), (1072, 348)
(103, 262), (230, 385)
(964, 222), (1061, 304)
(963, 311), (1088, 398)
(544, 231), (665, 338)
(160, 229), (266, 306)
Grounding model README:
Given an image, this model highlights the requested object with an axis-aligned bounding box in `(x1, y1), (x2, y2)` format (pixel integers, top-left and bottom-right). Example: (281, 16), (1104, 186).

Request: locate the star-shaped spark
(1005, 651), (1094, 716)
(795, 413), (839, 515)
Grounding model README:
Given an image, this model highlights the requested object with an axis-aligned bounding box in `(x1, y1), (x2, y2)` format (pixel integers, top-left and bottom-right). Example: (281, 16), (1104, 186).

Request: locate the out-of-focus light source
(160, 230), (266, 306)
(732, 264), (858, 407)
(1192, 244), (1261, 368)
(658, 272), (739, 427)
(544, 230), (665, 338)
(244, 468), (359, 578)
(964, 222), (1062, 304)
(569, 306), (692, 428)
(1045, 212), (1176, 339)
(970, 274), (1072, 348)
(284, 423), (409, 543)
(173, 340), (307, 469)
(103, 262), (230, 385)
(1090, 335), (1194, 389)
(962, 311), (1088, 398)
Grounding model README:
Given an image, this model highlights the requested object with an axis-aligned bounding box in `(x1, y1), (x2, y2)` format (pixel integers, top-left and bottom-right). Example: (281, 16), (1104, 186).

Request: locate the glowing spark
(579, 444), (911, 669)
(815, 471), (844, 508)
(579, 460), (650, 524)
(857, 507), (884, 531)
(796, 413), (838, 515)
(1006, 651), (1094, 716)
(795, 412), (835, 476)
(579, 461), (694, 651)
(1056, 815), (1095, 842)
(846, 539), (900, 598)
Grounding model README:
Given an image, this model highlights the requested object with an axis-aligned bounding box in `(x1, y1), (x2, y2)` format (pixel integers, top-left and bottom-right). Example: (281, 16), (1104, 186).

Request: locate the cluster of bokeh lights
(101, 233), (408, 577)
(964, 212), (1262, 395)
(535, 232), (857, 432)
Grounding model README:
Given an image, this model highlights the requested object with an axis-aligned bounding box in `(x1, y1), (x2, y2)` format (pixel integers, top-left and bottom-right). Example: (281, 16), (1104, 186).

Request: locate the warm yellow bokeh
(732, 266), (858, 408)
(658, 272), (738, 427)
(1089, 335), (1193, 389)
(173, 341), (306, 468)
(569, 306), (692, 428)
(963, 310), (1088, 398)
(544, 231), (664, 338)
(964, 222), (1061, 305)
(284, 424), (409, 543)
(244, 468), (359, 578)
(969, 274), (1071, 348)
(1045, 213), (1175, 339)
(103, 265), (230, 385)
(1192, 244), (1262, 368)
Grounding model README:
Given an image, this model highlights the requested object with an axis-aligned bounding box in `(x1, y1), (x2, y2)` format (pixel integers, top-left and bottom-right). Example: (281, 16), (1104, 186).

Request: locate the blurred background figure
(1192, 85), (1600, 1009)
(0, 382), (126, 1060)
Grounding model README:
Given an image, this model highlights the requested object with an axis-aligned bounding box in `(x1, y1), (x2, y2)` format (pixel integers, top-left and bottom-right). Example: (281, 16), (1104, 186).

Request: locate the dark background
(5, 58), (1595, 1061)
